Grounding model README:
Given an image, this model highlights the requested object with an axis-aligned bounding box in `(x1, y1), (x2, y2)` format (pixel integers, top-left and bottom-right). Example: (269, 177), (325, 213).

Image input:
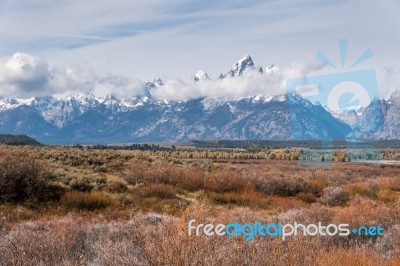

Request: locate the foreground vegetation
(0, 145), (399, 265)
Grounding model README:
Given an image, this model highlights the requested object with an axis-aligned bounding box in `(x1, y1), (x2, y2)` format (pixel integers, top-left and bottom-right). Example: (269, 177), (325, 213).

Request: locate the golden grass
(0, 145), (399, 264)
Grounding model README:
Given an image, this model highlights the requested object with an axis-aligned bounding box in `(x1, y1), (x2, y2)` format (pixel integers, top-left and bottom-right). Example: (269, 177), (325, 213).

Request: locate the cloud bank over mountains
(0, 52), (330, 101)
(0, 53), (96, 98)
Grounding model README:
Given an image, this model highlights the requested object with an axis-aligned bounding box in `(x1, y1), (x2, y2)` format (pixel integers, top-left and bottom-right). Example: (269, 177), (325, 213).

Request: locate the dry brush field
(0, 145), (399, 265)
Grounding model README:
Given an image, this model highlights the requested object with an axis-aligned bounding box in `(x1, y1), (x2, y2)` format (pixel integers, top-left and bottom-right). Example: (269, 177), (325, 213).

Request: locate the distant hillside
(0, 134), (42, 146)
(191, 140), (400, 150)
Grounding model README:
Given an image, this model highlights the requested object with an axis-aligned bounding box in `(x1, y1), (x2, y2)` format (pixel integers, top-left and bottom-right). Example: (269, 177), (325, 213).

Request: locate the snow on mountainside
(192, 70), (210, 81)
(375, 92), (400, 139)
(329, 91), (400, 140)
(0, 92), (352, 143)
(219, 54), (263, 78)
(0, 54), (399, 143)
(265, 64), (279, 75)
(330, 108), (361, 126)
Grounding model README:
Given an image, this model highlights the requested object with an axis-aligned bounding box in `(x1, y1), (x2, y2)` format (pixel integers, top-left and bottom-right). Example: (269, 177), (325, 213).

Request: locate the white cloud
(97, 74), (146, 98)
(0, 51), (395, 102)
(0, 0), (398, 97)
(0, 53), (48, 84)
(151, 63), (323, 100)
(0, 53), (96, 98)
(50, 63), (96, 96)
(0, 53), (50, 97)
(381, 65), (400, 98)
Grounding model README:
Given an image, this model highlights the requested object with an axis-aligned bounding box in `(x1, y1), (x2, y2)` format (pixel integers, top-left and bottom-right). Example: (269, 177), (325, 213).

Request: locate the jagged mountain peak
(0, 53), (398, 142)
(220, 54), (267, 78)
(144, 77), (164, 89)
(153, 77), (164, 86)
(74, 93), (99, 106)
(265, 64), (279, 75)
(388, 90), (400, 102)
(76, 92), (97, 100)
(225, 54), (255, 78)
(0, 91), (397, 143)
(192, 70), (210, 82)
(144, 77), (164, 96)
(102, 94), (118, 102)
(237, 54), (254, 66)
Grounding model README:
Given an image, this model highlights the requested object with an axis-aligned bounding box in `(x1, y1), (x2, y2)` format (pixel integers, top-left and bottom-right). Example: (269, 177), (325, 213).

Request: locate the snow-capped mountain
(192, 70), (210, 82)
(366, 92), (400, 140)
(0, 92), (352, 143)
(0, 54), (398, 144)
(219, 54), (263, 78)
(265, 64), (279, 75)
(329, 91), (400, 140)
(330, 109), (360, 126)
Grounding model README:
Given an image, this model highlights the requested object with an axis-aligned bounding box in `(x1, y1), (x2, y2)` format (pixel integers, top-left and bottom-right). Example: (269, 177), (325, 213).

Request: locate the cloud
(383, 65), (400, 80)
(97, 74), (146, 98)
(50, 63), (96, 95)
(0, 53), (49, 96)
(151, 62), (324, 100)
(0, 0), (397, 93)
(0, 51), (328, 100)
(281, 61), (325, 80)
(381, 65), (400, 97)
(0, 53), (96, 98)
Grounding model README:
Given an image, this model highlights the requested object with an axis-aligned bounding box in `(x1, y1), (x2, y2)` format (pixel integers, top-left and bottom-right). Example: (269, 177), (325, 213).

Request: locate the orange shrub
(252, 176), (310, 197)
(61, 191), (115, 211)
(346, 183), (378, 199)
(375, 177), (400, 192)
(205, 169), (247, 193)
(377, 189), (398, 203)
(320, 186), (349, 206)
(121, 159), (150, 184)
(105, 181), (128, 193)
(142, 184), (178, 199)
(208, 186), (269, 208)
(297, 192), (317, 203)
(171, 167), (206, 191)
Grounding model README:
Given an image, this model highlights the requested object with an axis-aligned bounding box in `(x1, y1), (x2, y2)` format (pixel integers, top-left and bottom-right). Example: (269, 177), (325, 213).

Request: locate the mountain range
(0, 55), (398, 144)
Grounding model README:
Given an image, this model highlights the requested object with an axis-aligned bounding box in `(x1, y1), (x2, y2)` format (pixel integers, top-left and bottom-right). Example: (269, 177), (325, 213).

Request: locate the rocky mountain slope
(0, 54), (398, 144)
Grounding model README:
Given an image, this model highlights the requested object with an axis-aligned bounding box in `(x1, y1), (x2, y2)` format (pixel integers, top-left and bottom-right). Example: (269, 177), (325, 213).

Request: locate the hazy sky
(0, 0), (399, 99)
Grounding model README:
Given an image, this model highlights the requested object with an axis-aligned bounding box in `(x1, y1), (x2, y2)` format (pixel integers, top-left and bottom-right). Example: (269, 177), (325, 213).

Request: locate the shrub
(376, 224), (400, 258)
(377, 189), (398, 203)
(151, 162), (182, 186)
(124, 161), (207, 192)
(306, 178), (328, 196)
(297, 192), (317, 203)
(69, 177), (95, 192)
(347, 183), (378, 199)
(253, 176), (310, 197)
(0, 154), (63, 203)
(105, 181), (128, 193)
(142, 184), (178, 199)
(172, 167), (205, 191)
(69, 175), (107, 192)
(376, 177), (400, 192)
(320, 186), (349, 206)
(121, 160), (150, 185)
(61, 191), (115, 211)
(208, 186), (269, 208)
(205, 169), (246, 193)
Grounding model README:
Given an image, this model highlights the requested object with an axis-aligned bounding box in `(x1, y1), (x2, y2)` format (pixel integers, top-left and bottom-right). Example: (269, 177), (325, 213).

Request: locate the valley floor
(0, 145), (399, 265)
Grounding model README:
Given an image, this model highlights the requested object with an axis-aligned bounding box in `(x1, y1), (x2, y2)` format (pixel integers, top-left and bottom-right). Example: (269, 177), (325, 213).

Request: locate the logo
(188, 220), (384, 241)
(285, 39), (383, 167)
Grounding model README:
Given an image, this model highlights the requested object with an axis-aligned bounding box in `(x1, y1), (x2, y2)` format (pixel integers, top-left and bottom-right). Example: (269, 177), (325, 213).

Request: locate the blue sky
(0, 0), (399, 99)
